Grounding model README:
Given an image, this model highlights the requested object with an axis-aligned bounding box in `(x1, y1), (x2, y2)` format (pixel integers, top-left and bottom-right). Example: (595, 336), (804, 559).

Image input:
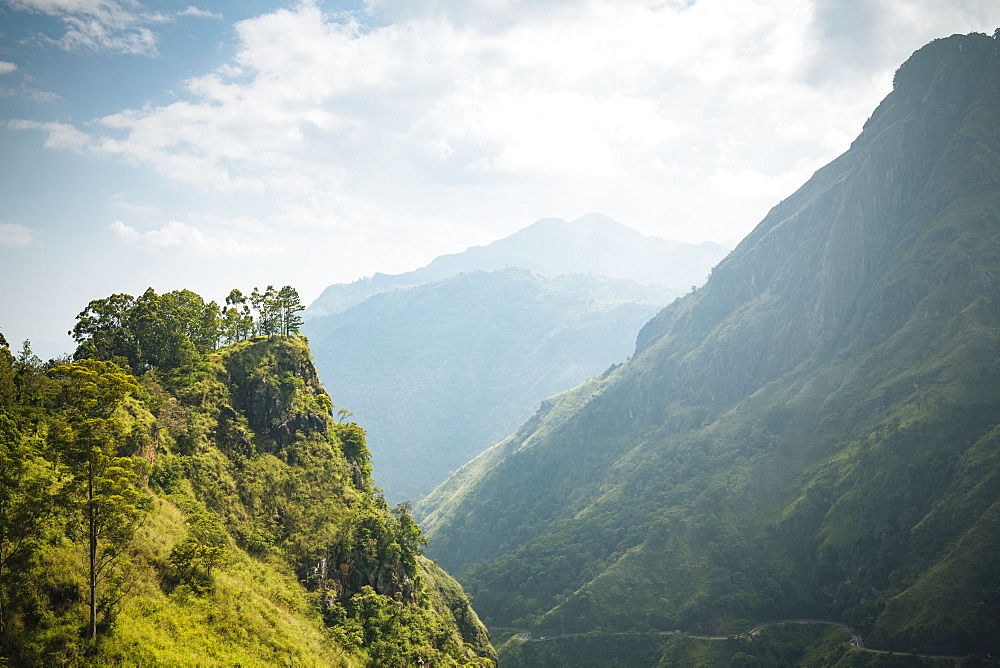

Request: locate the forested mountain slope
(0, 293), (495, 666)
(304, 268), (670, 503)
(418, 31), (1000, 662)
(304, 213), (727, 318)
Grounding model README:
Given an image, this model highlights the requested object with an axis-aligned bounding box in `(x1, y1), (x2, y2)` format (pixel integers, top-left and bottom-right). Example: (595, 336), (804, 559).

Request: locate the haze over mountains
(417, 31), (1000, 664)
(303, 216), (728, 503)
(7, 14), (1000, 665)
(304, 214), (727, 318)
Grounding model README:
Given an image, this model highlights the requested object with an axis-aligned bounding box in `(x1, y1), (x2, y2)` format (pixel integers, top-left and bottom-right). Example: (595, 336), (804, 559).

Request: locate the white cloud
(9, 119), (95, 151)
(111, 194), (158, 214)
(58, 17), (157, 55)
(6, 0), (226, 55)
(178, 6), (221, 20)
(0, 222), (36, 247)
(7, 0), (160, 54)
(14, 0), (1000, 251)
(0, 85), (62, 102)
(109, 220), (285, 257)
(0, 60), (61, 101)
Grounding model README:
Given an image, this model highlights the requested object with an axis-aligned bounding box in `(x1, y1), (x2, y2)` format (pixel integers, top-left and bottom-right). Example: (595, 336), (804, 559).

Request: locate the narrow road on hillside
(742, 619), (861, 648)
(501, 619), (969, 661)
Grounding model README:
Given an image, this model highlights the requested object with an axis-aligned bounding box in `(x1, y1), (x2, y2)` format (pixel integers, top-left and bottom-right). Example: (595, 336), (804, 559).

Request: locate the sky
(1, 0), (998, 358)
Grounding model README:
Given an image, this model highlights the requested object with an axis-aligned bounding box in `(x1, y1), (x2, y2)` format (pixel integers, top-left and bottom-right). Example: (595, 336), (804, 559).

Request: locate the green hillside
(305, 268), (672, 503)
(418, 32), (1000, 664)
(0, 293), (495, 666)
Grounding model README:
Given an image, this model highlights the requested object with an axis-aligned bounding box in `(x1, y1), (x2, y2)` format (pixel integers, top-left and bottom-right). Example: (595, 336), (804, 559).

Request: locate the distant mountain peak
(305, 214), (728, 318)
(511, 213), (654, 240)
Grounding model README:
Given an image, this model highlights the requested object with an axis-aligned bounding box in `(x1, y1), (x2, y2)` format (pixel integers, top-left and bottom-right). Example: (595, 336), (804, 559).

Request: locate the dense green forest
(418, 31), (1000, 666)
(0, 286), (494, 665)
(70, 285), (305, 372)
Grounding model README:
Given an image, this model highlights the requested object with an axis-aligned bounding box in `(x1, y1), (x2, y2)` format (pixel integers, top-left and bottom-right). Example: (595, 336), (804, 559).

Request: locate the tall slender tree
(47, 360), (150, 640)
(223, 289), (254, 344)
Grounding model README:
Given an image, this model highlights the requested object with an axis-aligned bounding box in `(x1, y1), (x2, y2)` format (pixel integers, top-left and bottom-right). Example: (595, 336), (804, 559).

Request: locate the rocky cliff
(201, 336), (497, 664)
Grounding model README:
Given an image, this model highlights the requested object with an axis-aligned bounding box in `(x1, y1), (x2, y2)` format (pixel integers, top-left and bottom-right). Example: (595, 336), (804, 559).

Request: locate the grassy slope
(89, 500), (358, 666)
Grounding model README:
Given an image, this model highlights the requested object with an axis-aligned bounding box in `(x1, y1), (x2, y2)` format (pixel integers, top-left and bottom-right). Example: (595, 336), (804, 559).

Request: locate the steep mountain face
(304, 268), (669, 503)
(304, 213), (727, 318)
(418, 32), (1000, 661)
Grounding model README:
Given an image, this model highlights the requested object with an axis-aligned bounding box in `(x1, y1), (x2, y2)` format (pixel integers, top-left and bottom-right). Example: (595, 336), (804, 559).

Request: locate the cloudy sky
(1, 0), (998, 357)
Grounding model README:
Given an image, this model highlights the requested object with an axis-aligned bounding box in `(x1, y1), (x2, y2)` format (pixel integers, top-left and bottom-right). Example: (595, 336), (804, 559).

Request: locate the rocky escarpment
(632, 31), (1000, 411)
(222, 337), (334, 452)
(210, 337), (495, 663)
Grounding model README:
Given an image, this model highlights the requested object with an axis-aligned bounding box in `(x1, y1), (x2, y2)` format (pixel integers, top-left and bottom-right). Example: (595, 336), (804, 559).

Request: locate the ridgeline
(418, 31), (1000, 665)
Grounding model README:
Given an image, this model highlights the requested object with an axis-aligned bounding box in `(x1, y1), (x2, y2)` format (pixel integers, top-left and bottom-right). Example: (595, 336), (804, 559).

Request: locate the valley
(303, 215), (727, 503)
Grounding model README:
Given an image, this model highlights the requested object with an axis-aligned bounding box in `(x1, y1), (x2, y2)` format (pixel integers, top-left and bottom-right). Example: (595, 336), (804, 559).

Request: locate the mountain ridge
(417, 31), (1000, 662)
(305, 213), (728, 318)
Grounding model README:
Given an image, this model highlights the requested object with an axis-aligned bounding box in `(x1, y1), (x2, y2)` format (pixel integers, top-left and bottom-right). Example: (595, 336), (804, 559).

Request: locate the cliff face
(633, 31), (999, 409)
(198, 336), (496, 665)
(419, 32), (1000, 659)
(224, 338), (333, 451)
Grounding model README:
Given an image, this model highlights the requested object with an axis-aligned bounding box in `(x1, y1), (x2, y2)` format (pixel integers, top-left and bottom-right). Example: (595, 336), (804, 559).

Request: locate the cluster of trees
(221, 286), (305, 341)
(71, 286), (305, 372)
(1, 311), (496, 664)
(0, 337), (150, 648)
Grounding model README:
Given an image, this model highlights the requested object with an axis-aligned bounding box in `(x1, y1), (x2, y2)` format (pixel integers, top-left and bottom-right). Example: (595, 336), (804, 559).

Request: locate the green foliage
(277, 285), (306, 335)
(249, 285), (305, 336)
(0, 412), (63, 643)
(71, 293), (141, 369)
(46, 359), (152, 639)
(334, 421), (372, 489)
(71, 285), (308, 373)
(0, 324), (494, 664)
(71, 289), (218, 372)
(0, 340), (15, 407)
(167, 509), (228, 591)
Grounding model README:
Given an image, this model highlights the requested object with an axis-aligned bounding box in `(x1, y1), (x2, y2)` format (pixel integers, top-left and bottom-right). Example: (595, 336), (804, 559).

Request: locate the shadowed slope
(418, 32), (1000, 659)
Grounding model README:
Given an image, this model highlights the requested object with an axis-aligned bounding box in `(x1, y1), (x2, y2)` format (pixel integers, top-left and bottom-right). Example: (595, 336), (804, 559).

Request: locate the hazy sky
(2, 0), (999, 357)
